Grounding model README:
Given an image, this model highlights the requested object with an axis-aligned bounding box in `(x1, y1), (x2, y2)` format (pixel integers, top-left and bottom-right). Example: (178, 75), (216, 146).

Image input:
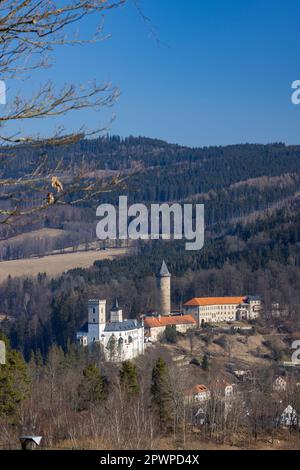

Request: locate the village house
(186, 380), (234, 404)
(211, 379), (234, 399)
(271, 302), (289, 318)
(144, 314), (196, 342)
(281, 405), (299, 427)
(183, 295), (261, 326)
(273, 376), (287, 392)
(233, 369), (251, 381)
(186, 384), (211, 403)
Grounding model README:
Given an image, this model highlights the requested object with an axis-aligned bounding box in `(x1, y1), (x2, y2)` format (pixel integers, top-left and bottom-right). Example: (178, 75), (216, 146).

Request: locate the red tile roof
(192, 384), (209, 393)
(184, 296), (246, 307)
(186, 384), (210, 397)
(144, 315), (196, 328)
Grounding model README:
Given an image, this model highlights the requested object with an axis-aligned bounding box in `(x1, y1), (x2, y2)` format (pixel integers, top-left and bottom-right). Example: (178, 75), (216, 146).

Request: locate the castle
(76, 298), (144, 362)
(77, 260), (261, 361)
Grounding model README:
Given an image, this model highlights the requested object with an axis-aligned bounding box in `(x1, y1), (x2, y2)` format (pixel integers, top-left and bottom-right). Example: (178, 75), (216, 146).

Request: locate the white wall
(184, 301), (262, 324)
(102, 327), (144, 362)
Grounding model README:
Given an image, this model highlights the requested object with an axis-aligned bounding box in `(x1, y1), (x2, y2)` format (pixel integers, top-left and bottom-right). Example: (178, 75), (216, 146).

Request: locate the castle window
(93, 307), (96, 314)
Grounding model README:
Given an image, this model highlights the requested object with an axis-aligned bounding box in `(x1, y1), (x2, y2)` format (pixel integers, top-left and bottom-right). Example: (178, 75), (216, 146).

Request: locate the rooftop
(104, 319), (143, 332)
(190, 384), (209, 395)
(144, 314), (196, 328)
(77, 322), (88, 334)
(157, 260), (171, 278)
(111, 298), (119, 310)
(247, 295), (261, 301)
(184, 296), (247, 307)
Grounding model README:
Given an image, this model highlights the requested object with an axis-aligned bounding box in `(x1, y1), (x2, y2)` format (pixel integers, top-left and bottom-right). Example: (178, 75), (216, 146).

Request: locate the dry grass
(173, 331), (271, 369)
(0, 247), (128, 283)
(0, 228), (67, 247)
(48, 433), (300, 450)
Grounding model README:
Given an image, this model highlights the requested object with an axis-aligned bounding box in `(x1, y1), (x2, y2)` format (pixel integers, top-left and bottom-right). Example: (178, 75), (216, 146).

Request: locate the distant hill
(1, 136), (300, 259)
(2, 136), (300, 223)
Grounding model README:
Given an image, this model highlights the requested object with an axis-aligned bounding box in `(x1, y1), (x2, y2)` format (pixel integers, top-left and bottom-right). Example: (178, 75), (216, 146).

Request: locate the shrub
(164, 325), (178, 344)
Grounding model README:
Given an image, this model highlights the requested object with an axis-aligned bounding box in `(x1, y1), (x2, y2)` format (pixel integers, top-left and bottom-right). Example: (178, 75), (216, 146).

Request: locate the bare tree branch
(0, 1), (147, 225)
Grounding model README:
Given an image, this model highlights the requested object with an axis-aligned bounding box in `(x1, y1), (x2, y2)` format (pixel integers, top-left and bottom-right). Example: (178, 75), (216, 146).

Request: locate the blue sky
(5, 0), (300, 146)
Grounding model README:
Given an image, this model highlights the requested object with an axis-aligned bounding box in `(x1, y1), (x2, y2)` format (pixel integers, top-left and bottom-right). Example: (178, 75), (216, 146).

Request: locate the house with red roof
(144, 314), (196, 342)
(186, 384), (211, 403)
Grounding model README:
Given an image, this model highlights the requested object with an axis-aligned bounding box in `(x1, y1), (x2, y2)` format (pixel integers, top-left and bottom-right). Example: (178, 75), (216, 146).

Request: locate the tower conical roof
(112, 298), (119, 310)
(157, 260), (171, 277)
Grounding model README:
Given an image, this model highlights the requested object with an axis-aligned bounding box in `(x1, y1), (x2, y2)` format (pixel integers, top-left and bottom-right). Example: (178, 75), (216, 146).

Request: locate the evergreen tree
(119, 360), (139, 397)
(77, 363), (107, 411)
(0, 333), (30, 418)
(151, 357), (171, 428)
(164, 325), (178, 344)
(202, 353), (209, 370)
(106, 335), (117, 362)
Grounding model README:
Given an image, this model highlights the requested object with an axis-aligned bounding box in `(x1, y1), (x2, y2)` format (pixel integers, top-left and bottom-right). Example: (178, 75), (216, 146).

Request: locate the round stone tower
(157, 260), (171, 316)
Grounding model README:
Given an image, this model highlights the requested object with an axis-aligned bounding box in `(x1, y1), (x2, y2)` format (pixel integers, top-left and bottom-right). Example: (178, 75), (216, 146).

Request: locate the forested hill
(2, 136), (300, 229)
(2, 137), (300, 183)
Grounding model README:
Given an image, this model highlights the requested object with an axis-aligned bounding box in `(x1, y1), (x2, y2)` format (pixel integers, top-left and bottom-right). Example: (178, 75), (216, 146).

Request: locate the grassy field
(0, 247), (128, 283)
(0, 228), (67, 247)
(51, 433), (300, 450)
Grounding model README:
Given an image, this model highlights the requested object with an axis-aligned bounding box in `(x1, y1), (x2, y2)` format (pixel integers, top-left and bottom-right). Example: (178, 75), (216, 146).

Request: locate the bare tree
(0, 1), (143, 224)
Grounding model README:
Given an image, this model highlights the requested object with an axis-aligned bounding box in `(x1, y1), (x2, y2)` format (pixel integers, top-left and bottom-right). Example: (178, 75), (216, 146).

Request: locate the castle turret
(87, 299), (106, 343)
(157, 260), (171, 316)
(110, 298), (123, 323)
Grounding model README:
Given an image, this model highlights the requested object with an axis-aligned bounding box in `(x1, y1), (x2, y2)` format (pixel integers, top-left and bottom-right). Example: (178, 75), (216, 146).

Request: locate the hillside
(1, 137), (300, 359)
(1, 139), (300, 453)
(2, 137), (300, 261)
